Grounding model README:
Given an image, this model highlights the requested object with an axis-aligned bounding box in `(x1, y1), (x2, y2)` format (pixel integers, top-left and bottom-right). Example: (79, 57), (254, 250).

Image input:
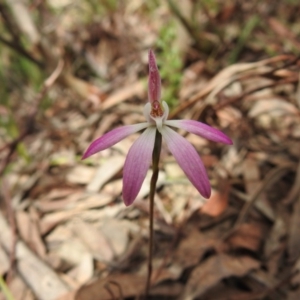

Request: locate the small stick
(1, 180), (17, 284)
(222, 164), (294, 242)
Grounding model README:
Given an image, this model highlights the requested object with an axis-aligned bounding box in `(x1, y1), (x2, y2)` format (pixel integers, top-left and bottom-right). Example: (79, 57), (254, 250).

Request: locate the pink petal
(165, 120), (232, 145)
(148, 49), (161, 103)
(161, 126), (211, 198)
(123, 127), (156, 206)
(82, 123), (148, 159)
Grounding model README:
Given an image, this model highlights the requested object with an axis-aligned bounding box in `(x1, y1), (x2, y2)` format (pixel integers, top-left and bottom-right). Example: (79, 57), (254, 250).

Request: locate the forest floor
(1, 1), (300, 299)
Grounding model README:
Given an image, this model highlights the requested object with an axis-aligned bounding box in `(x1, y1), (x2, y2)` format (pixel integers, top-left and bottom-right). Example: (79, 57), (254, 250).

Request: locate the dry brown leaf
(177, 55), (292, 115)
(249, 98), (298, 119)
(151, 263), (182, 284)
(291, 256), (300, 287)
(37, 192), (112, 214)
(173, 0), (193, 55)
(201, 187), (229, 217)
(72, 218), (114, 262)
(56, 291), (76, 300)
(61, 73), (104, 105)
(283, 161), (300, 205)
(196, 282), (256, 300)
(75, 273), (146, 300)
(180, 61), (205, 100)
(0, 212), (69, 300)
(102, 81), (145, 110)
(5, 0), (40, 44)
(35, 192), (84, 213)
(174, 228), (217, 269)
(66, 166), (96, 184)
(40, 193), (113, 234)
(150, 282), (184, 298)
(268, 18), (300, 50)
(288, 290), (300, 300)
(46, 223), (73, 246)
(75, 203), (125, 223)
(16, 210), (46, 259)
(0, 276), (35, 300)
(242, 156), (274, 221)
(99, 219), (129, 257)
(102, 179), (123, 197)
(297, 72), (300, 109)
(216, 106), (242, 128)
(181, 254), (260, 300)
(227, 223), (263, 252)
(154, 194), (172, 224)
(44, 189), (75, 201)
(0, 245), (9, 275)
(264, 217), (286, 259)
(67, 252), (94, 285)
(55, 237), (90, 267)
(86, 155), (124, 192)
(243, 157), (260, 189)
(288, 194), (300, 261)
(136, 170), (166, 199)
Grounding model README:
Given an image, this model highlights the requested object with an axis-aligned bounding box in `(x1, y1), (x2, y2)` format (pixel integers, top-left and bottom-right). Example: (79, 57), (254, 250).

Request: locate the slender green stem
(0, 275), (14, 300)
(145, 130), (162, 299)
(167, 0), (203, 51)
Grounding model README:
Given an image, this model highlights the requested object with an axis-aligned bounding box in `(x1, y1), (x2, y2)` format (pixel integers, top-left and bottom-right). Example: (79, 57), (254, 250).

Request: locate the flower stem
(145, 130), (162, 299)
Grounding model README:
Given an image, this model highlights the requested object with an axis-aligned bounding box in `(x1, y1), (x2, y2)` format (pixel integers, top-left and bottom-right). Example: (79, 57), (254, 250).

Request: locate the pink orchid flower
(82, 50), (232, 206)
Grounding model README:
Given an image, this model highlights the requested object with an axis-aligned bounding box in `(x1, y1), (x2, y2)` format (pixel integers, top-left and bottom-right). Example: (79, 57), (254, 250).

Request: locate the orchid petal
(148, 49), (161, 103)
(165, 120), (233, 145)
(161, 126), (211, 198)
(123, 127), (156, 206)
(162, 101), (169, 122)
(82, 123), (149, 159)
(143, 103), (154, 124)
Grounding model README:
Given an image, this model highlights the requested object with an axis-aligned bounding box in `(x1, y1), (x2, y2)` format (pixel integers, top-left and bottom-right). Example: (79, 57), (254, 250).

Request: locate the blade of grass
(0, 275), (14, 300)
(228, 15), (260, 64)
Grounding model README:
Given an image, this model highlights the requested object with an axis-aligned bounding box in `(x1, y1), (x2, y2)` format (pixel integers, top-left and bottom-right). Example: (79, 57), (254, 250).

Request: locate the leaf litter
(1, 1), (300, 300)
